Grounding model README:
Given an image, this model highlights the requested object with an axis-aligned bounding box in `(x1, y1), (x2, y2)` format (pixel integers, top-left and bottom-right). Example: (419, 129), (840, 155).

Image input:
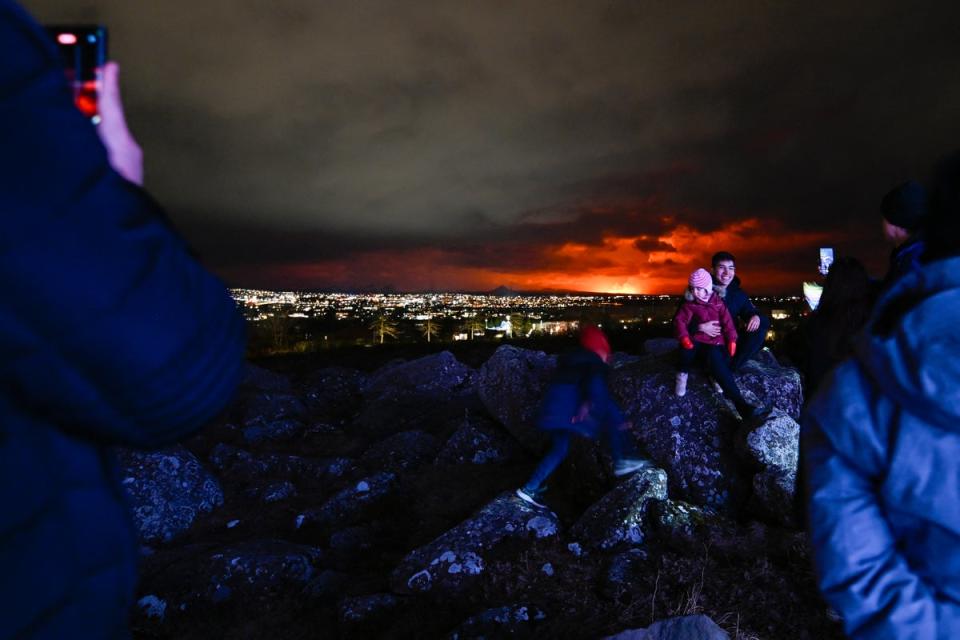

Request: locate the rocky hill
(125, 343), (843, 639)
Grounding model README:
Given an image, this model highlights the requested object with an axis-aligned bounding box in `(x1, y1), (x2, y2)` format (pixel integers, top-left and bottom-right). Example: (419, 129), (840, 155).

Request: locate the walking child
(516, 326), (651, 509)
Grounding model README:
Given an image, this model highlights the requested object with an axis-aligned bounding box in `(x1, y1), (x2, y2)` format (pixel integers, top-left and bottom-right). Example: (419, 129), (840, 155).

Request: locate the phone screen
(45, 25), (108, 124)
(818, 247), (834, 276)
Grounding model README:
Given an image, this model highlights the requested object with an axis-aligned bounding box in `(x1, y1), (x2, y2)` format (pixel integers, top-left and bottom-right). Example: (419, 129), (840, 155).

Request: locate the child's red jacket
(673, 290), (738, 347)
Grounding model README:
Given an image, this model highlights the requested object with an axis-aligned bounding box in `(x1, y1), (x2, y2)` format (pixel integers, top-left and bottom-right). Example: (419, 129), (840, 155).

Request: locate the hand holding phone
(45, 25), (107, 123)
(818, 247), (834, 276)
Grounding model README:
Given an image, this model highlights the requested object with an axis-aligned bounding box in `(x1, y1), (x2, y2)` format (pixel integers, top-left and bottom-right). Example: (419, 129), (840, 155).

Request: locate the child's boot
(675, 372), (688, 397)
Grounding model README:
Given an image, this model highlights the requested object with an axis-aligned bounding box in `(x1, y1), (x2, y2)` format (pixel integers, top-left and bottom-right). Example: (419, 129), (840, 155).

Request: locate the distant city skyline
(23, 0), (960, 294)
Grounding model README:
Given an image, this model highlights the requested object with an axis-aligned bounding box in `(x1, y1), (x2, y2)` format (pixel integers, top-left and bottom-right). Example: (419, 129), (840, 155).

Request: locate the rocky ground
(125, 340), (844, 639)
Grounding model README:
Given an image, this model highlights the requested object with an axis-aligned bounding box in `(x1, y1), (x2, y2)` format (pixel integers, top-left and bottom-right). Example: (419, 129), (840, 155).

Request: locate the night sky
(24, 0), (960, 293)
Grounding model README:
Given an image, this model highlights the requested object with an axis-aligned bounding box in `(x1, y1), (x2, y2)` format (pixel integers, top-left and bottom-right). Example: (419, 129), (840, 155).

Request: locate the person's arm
(739, 291), (762, 331)
(804, 372), (955, 638)
(0, 3), (246, 449)
(718, 304), (738, 351)
(673, 304), (694, 348)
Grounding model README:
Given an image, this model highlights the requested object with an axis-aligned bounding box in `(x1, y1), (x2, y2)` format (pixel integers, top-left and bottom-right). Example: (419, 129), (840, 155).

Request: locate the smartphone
(818, 247), (834, 276)
(45, 25), (108, 124)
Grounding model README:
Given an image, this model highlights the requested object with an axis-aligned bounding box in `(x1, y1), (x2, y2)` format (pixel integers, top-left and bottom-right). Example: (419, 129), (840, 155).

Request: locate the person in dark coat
(879, 179), (927, 292)
(800, 256), (873, 397)
(802, 153), (960, 639)
(0, 3), (246, 637)
(515, 327), (650, 509)
(706, 251), (771, 370)
(674, 269), (770, 423)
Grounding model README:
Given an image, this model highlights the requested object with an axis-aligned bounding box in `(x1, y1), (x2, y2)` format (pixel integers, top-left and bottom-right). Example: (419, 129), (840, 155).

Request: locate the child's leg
(703, 344), (748, 406)
(677, 344), (697, 373)
(522, 432), (571, 493)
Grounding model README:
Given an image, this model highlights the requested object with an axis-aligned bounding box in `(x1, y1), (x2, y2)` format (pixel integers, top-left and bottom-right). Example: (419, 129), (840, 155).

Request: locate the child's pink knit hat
(689, 268), (713, 289)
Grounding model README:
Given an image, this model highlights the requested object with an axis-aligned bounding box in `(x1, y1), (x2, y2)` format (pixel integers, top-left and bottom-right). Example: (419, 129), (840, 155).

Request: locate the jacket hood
(855, 255), (960, 429)
(713, 275), (741, 298)
(683, 288), (721, 305)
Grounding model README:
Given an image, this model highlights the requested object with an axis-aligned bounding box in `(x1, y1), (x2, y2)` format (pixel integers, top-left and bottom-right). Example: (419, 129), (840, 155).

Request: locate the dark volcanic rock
(339, 593), (402, 629)
(476, 345), (556, 452)
(301, 366), (366, 422)
(205, 540), (324, 603)
(242, 416), (305, 444)
(604, 614), (730, 639)
(118, 446), (223, 543)
(603, 548), (649, 598)
(645, 499), (739, 556)
(571, 467), (669, 550)
(209, 443), (356, 488)
(361, 430), (441, 475)
(242, 391), (307, 425)
(391, 491), (560, 596)
(355, 351), (477, 437)
(613, 362), (746, 512)
(299, 472), (399, 531)
(741, 412), (800, 526)
(241, 363), (293, 393)
(450, 603), (547, 639)
(643, 338), (680, 356)
(436, 415), (522, 466)
(735, 356), (803, 420)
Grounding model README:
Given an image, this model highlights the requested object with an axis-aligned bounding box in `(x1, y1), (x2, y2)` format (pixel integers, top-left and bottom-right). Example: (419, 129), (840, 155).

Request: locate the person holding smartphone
(1, 2), (246, 638)
(803, 154), (960, 639)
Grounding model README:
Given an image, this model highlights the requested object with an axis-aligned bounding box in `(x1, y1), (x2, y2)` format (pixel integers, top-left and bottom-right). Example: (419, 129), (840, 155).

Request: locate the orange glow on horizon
(222, 217), (833, 294)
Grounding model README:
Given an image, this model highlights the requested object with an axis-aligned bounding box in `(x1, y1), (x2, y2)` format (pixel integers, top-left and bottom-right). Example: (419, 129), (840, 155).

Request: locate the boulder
(740, 412), (800, 526)
(298, 472), (399, 532)
(204, 540), (324, 603)
(613, 361), (747, 512)
(391, 491), (560, 596)
(643, 338), (680, 357)
(604, 614), (730, 640)
(603, 548), (650, 599)
(570, 467), (669, 550)
(355, 352), (477, 437)
(242, 391), (307, 425)
(450, 604), (547, 639)
(476, 345), (556, 452)
(339, 593), (402, 628)
(118, 446), (223, 543)
(360, 430), (441, 475)
(435, 415), (522, 466)
(209, 443), (356, 489)
(242, 416), (306, 445)
(241, 363), (293, 393)
(734, 355), (803, 420)
(301, 366), (366, 422)
(644, 499), (736, 553)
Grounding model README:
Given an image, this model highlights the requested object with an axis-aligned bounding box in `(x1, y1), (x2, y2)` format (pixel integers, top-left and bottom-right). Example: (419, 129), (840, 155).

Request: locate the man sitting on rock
(701, 251), (770, 371)
(515, 326), (651, 509)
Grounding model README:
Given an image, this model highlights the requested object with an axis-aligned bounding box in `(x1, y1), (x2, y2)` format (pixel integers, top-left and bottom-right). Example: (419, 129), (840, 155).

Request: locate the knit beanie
(689, 268), (713, 290)
(579, 325), (611, 359)
(881, 180), (927, 232)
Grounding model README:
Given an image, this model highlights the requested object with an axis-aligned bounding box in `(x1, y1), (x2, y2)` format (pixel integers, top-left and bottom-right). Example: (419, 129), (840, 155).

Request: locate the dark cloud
(20, 0), (960, 291)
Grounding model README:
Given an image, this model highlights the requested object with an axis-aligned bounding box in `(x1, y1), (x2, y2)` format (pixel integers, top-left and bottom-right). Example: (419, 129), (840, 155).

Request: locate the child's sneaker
(516, 487), (548, 509)
(675, 372), (688, 397)
(614, 458), (653, 477)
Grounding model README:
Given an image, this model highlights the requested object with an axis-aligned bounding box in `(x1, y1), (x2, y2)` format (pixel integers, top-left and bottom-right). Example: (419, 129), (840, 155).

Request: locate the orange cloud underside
(226, 218), (830, 294)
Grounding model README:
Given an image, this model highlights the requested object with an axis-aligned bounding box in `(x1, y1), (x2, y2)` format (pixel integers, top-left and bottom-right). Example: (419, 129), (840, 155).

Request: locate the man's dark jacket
(714, 276), (760, 322)
(537, 348), (625, 438)
(802, 255), (960, 639)
(0, 2), (246, 637)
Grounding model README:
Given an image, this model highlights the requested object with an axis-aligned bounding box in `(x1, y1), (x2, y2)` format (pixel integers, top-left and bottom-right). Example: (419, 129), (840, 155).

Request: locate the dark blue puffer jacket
(538, 348), (625, 438)
(715, 276), (760, 323)
(0, 2), (246, 637)
(803, 255), (960, 639)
